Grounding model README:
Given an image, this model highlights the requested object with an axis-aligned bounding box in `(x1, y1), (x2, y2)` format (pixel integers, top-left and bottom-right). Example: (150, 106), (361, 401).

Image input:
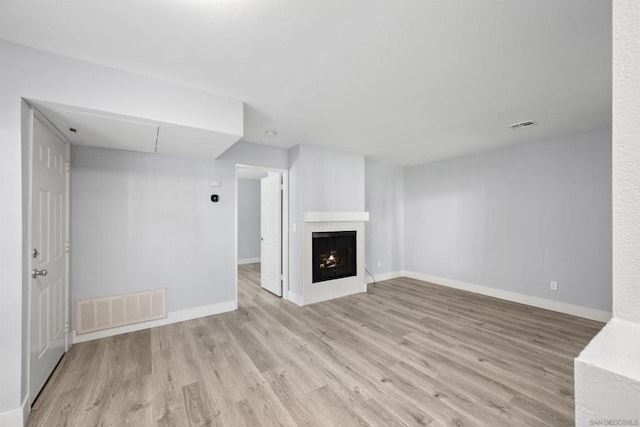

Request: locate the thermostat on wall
(209, 180), (221, 187)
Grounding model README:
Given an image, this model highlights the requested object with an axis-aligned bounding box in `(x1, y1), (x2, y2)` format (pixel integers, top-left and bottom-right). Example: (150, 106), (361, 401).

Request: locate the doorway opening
(235, 165), (289, 304)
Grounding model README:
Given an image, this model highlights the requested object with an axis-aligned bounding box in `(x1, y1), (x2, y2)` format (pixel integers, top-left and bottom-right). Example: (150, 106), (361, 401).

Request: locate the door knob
(32, 269), (48, 279)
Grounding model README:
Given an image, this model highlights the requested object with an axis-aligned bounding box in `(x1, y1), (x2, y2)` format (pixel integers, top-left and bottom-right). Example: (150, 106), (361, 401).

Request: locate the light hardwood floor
(28, 264), (603, 426)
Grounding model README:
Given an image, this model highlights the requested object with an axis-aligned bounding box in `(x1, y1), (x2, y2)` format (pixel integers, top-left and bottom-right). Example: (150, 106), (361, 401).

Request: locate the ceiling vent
(508, 120), (536, 130)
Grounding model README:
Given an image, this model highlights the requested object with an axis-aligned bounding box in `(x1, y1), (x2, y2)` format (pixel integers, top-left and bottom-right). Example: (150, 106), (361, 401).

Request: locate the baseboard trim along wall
(238, 257), (261, 265)
(288, 291), (304, 306)
(72, 300), (237, 344)
(22, 395), (28, 427)
(366, 271), (403, 283)
(366, 270), (610, 322)
(400, 271), (612, 323)
(0, 395), (28, 427)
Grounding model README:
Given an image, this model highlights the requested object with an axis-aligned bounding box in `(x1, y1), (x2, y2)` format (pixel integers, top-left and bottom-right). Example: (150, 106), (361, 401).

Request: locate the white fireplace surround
(303, 211), (370, 222)
(301, 212), (369, 305)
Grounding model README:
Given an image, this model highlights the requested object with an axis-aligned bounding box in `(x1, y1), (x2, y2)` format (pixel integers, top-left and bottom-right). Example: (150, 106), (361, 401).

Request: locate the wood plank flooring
(27, 264), (603, 426)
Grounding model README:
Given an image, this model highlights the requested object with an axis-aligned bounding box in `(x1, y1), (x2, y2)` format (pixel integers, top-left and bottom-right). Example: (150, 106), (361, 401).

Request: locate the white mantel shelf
(303, 211), (370, 222)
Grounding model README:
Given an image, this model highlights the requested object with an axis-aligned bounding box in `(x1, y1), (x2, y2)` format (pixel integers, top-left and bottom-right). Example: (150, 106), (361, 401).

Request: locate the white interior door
(30, 114), (69, 402)
(260, 172), (282, 296)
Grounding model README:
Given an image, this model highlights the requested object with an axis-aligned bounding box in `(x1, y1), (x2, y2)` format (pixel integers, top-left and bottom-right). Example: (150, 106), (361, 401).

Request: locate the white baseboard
(288, 291), (303, 306)
(21, 395), (28, 427)
(401, 271), (612, 323)
(0, 395), (27, 427)
(72, 300), (237, 344)
(366, 270), (403, 283)
(238, 257), (260, 265)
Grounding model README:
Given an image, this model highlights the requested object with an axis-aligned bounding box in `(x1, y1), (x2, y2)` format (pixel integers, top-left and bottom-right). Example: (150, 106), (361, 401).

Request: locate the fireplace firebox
(312, 231), (357, 283)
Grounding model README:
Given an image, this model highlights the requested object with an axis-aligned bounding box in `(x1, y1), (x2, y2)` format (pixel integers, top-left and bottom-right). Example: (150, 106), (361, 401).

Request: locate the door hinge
(65, 241), (70, 254)
(64, 321), (69, 334)
(65, 160), (70, 173)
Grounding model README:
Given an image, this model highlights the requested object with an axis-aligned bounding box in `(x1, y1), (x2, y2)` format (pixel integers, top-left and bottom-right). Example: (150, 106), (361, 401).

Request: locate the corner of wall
(0, 395), (28, 427)
(575, 318), (640, 424)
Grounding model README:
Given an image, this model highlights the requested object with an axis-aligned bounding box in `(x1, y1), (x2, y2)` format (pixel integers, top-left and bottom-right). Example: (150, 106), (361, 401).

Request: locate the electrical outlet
(377, 260), (382, 268)
(550, 281), (558, 291)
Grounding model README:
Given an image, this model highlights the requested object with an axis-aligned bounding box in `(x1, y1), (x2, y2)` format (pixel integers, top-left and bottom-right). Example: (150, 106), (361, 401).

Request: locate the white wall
(611, 1), (640, 326)
(575, 1), (640, 424)
(299, 145), (365, 212)
(71, 146), (236, 325)
(237, 179), (261, 262)
(403, 129), (612, 312)
(365, 159), (403, 279)
(0, 40), (242, 421)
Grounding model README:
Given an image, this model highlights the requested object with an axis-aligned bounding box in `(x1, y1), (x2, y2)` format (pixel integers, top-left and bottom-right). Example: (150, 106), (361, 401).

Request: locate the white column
(574, 1), (640, 425)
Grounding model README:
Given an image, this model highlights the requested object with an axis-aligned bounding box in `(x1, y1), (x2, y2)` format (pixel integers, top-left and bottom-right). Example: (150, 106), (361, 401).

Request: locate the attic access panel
(30, 100), (243, 158)
(56, 110), (158, 153)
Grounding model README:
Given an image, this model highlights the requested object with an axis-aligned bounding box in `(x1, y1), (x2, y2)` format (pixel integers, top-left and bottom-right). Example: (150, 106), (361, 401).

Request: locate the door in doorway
(260, 172), (282, 296)
(30, 114), (69, 402)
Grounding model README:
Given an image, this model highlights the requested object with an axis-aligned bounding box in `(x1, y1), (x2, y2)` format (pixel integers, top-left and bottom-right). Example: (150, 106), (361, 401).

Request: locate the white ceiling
(0, 0), (611, 166)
